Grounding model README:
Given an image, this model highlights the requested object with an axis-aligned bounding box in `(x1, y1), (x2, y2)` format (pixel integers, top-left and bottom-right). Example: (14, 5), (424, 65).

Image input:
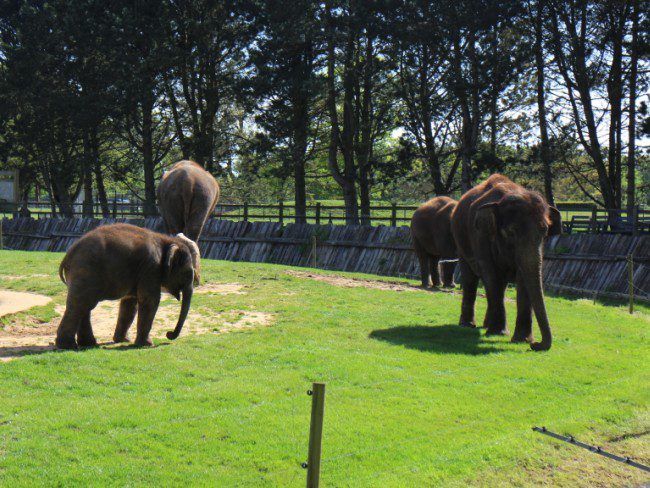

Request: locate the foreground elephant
(451, 174), (561, 351)
(55, 224), (200, 349)
(158, 160), (220, 241)
(410, 196), (458, 288)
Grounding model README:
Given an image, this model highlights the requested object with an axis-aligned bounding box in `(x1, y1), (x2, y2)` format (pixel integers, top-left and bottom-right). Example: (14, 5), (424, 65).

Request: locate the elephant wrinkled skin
(451, 174), (562, 351)
(410, 196), (458, 288)
(157, 160), (220, 242)
(55, 223), (200, 349)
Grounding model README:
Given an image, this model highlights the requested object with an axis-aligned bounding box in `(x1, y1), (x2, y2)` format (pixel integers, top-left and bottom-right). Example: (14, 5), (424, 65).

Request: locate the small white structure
(0, 170), (19, 203)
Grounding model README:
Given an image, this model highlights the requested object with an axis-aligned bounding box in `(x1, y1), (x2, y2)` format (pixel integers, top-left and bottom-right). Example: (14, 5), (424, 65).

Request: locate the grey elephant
(451, 174), (561, 351)
(56, 223), (200, 349)
(157, 160), (220, 241)
(410, 196), (458, 288)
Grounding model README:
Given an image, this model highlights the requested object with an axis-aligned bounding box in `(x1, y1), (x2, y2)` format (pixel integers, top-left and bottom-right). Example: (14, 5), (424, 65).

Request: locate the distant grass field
(0, 251), (648, 486)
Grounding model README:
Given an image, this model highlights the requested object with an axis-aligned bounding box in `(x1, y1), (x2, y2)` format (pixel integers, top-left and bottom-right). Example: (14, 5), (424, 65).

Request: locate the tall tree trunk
(82, 129), (94, 217)
(535, 0), (555, 205)
(141, 86), (157, 216)
(626, 0), (638, 215)
(607, 3), (625, 208)
(90, 127), (109, 217)
(358, 35), (374, 226)
(291, 50), (310, 224)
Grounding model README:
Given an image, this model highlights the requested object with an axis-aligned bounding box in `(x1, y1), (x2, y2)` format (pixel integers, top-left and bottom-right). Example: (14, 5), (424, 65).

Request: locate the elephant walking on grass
(410, 196), (458, 288)
(451, 174), (561, 351)
(55, 224), (200, 349)
(158, 160), (220, 242)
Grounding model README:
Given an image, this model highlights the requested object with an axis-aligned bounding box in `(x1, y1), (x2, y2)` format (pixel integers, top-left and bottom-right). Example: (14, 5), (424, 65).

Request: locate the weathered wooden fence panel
(1, 217), (648, 302)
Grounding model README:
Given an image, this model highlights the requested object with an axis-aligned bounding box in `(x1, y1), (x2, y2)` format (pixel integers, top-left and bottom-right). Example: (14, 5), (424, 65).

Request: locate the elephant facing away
(56, 223), (200, 349)
(157, 160), (220, 242)
(410, 196), (458, 288)
(451, 174), (562, 351)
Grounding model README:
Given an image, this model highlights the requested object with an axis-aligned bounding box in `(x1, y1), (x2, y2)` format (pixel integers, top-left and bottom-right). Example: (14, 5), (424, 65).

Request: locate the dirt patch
(0, 301), (273, 362)
(285, 270), (460, 294)
(195, 282), (245, 295)
(0, 290), (52, 317)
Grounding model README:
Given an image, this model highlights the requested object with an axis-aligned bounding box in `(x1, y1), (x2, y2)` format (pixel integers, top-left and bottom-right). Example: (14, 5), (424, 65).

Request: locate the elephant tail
(58, 256), (68, 285)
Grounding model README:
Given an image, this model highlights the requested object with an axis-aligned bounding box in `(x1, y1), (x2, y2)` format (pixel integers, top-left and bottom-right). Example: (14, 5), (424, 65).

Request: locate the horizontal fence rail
(1, 199), (649, 234)
(1, 216), (649, 303)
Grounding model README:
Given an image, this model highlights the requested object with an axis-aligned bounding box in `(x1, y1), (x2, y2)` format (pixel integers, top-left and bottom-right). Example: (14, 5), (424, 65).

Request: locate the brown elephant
(410, 196), (458, 288)
(55, 223), (200, 349)
(157, 160), (220, 241)
(451, 174), (561, 351)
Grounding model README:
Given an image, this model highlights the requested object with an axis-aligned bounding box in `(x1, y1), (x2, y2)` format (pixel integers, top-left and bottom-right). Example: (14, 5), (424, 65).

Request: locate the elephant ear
(164, 243), (181, 280)
(474, 202), (499, 239)
(547, 206), (562, 236)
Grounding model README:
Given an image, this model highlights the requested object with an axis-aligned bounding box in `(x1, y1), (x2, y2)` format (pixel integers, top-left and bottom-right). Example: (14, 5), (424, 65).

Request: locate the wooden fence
(2, 199), (650, 234)
(1, 217), (648, 302)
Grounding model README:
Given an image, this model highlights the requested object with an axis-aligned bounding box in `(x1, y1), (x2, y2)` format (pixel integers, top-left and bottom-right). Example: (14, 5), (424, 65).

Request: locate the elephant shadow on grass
(0, 341), (171, 363)
(369, 324), (506, 355)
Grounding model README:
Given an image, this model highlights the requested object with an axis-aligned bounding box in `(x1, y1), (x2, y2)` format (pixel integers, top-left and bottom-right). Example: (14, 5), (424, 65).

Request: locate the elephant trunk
(166, 284), (193, 340)
(518, 245), (552, 351)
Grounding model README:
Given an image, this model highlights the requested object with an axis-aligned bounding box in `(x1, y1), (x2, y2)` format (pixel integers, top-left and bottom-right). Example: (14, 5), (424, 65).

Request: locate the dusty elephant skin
(56, 223), (200, 350)
(157, 160), (220, 242)
(410, 196), (458, 288)
(451, 174), (562, 351)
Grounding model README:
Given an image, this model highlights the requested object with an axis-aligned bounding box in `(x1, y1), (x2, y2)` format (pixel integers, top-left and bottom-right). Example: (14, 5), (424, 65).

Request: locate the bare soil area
(0, 292), (272, 362)
(0, 290), (52, 317)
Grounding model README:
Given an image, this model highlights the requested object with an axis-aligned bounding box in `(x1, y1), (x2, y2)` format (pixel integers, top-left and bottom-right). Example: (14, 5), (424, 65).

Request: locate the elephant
(157, 160), (220, 242)
(451, 174), (562, 351)
(55, 223), (200, 349)
(410, 196), (458, 288)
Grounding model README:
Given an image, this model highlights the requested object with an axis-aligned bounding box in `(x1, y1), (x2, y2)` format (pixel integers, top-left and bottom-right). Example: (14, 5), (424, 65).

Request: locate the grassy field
(0, 251), (648, 487)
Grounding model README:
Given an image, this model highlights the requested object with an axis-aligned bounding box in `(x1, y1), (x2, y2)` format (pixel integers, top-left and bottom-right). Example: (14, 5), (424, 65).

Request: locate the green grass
(0, 251), (648, 487)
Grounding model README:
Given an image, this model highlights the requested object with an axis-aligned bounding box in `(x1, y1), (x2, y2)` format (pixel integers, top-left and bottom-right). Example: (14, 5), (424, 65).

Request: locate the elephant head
(162, 240), (197, 340)
(475, 193), (561, 351)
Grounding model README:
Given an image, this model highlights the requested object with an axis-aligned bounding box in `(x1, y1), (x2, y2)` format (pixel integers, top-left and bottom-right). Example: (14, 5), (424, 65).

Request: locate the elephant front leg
(483, 274), (509, 336)
(113, 297), (137, 343)
(77, 310), (98, 348)
(134, 295), (160, 347)
(55, 306), (81, 350)
(458, 259), (478, 328)
(512, 273), (533, 343)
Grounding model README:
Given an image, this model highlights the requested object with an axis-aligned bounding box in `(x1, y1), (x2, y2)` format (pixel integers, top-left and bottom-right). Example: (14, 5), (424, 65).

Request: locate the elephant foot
(510, 333), (534, 343)
(55, 337), (78, 350)
(112, 334), (130, 343)
(530, 341), (551, 352)
(134, 338), (154, 347)
(459, 321), (476, 328)
(485, 327), (510, 336)
(442, 282), (456, 289)
(77, 338), (98, 348)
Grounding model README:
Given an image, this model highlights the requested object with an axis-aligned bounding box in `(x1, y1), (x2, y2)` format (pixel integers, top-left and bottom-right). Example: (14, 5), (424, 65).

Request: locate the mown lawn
(0, 250), (648, 487)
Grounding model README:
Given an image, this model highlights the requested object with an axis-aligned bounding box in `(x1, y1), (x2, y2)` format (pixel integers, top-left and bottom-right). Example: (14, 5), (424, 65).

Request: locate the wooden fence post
(590, 207), (597, 233)
(305, 382), (326, 488)
(243, 202), (249, 222)
(391, 203), (397, 227)
(315, 203), (321, 225)
(632, 205), (639, 236)
(311, 236), (317, 268)
(279, 200), (284, 225)
(0, 217), (4, 250)
(628, 254), (634, 314)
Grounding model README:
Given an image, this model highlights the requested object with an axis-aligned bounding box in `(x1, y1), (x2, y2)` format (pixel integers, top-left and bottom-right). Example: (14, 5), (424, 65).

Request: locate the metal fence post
(305, 382), (326, 488)
(391, 203), (397, 227)
(628, 254), (634, 314)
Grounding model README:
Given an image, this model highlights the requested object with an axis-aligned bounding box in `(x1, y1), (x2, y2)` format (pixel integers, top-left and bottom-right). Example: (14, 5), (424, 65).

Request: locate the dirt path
(285, 270), (461, 295)
(0, 282), (270, 362)
(0, 290), (52, 318)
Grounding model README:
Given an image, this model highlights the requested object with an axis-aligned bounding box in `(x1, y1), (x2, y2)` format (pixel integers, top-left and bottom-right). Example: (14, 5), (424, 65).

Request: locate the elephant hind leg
(430, 256), (441, 288)
(77, 310), (98, 348)
(458, 259), (478, 328)
(441, 261), (456, 288)
(56, 289), (95, 350)
(113, 297), (137, 343)
(414, 240), (432, 288)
